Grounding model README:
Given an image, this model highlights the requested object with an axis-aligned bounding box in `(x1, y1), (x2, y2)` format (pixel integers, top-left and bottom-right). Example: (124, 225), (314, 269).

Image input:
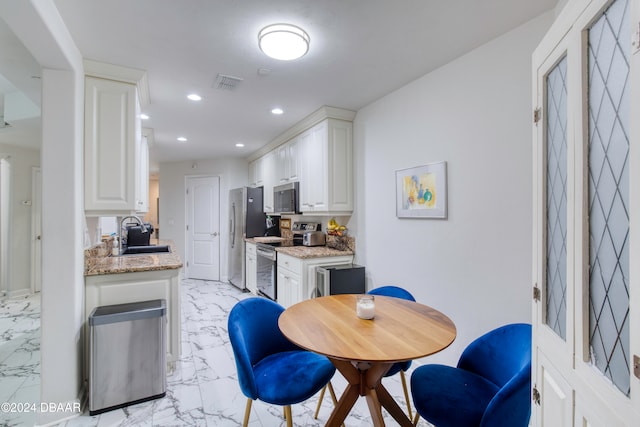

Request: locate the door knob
(211, 232), (218, 237)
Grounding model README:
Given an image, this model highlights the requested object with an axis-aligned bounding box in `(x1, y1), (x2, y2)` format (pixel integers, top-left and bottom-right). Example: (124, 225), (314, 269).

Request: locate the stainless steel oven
(256, 243), (277, 300)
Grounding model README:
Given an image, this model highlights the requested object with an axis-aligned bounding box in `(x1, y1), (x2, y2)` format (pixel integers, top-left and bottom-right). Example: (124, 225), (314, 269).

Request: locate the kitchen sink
(120, 245), (171, 255)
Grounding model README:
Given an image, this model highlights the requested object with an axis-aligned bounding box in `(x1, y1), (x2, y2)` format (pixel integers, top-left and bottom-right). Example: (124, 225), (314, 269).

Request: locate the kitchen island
(84, 239), (183, 373)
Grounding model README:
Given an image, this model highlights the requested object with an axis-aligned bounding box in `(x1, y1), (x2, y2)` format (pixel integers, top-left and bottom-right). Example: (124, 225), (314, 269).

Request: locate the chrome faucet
(119, 215), (146, 254)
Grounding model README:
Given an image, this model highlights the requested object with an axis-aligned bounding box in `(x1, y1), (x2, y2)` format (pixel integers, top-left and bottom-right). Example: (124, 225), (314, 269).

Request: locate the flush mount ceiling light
(187, 94), (202, 101)
(258, 24), (310, 60)
(177, 137), (187, 143)
(271, 107), (284, 115)
(140, 114), (149, 120)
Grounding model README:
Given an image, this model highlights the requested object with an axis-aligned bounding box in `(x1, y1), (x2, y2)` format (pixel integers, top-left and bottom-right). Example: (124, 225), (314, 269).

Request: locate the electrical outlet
(634, 355), (640, 380)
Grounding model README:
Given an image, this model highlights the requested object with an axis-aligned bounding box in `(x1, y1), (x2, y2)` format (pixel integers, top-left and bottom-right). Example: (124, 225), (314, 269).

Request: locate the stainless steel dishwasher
(89, 299), (167, 415)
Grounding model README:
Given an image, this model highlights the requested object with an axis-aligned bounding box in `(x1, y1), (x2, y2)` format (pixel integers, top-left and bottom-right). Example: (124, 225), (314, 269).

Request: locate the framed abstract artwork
(396, 161), (447, 219)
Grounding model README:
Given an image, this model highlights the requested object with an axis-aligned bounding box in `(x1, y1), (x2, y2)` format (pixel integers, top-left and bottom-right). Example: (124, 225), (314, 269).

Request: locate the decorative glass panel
(588, 0), (630, 396)
(545, 56), (568, 340)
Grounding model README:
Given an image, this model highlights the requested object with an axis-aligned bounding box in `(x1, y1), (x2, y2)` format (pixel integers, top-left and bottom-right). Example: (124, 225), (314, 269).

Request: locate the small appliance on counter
(265, 215), (281, 237)
(125, 223), (154, 247)
(291, 221), (322, 246)
(302, 231), (326, 247)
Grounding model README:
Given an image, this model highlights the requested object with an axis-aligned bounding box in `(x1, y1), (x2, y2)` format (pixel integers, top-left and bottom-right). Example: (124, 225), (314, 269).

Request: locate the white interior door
(532, 0), (640, 425)
(31, 167), (41, 293)
(186, 176), (220, 280)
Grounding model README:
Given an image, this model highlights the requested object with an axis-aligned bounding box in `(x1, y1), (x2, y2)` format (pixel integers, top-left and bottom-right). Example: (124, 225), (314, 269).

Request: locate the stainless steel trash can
(89, 299), (167, 415)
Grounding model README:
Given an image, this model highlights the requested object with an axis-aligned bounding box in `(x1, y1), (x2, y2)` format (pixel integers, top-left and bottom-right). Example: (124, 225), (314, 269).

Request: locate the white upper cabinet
(84, 76), (138, 214)
(299, 119), (353, 214)
(261, 151), (276, 213)
(275, 137), (301, 184)
(84, 60), (150, 216)
(249, 106), (355, 216)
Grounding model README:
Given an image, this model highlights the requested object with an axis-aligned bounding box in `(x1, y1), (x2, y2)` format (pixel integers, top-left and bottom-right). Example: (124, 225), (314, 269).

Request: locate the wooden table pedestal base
(326, 359), (413, 427)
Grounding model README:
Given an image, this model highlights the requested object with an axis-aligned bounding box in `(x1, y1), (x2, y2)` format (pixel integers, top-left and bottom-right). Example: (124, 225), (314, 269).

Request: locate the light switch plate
(634, 355), (640, 380)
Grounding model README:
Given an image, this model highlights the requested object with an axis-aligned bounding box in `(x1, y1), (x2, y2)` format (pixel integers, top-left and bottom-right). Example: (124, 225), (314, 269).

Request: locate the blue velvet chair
(367, 285), (416, 420)
(411, 323), (532, 427)
(228, 297), (337, 427)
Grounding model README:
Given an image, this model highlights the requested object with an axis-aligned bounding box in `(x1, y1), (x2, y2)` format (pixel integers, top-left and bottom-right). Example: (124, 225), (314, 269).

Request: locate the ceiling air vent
(214, 74), (243, 90)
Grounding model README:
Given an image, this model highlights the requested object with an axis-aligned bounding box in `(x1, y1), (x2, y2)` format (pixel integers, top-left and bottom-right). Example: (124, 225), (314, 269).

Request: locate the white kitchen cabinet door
(299, 122), (328, 212)
(261, 151), (276, 213)
(249, 159), (260, 187)
(85, 76), (145, 216)
(277, 265), (301, 309)
(275, 137), (301, 185)
(299, 119), (353, 214)
(245, 242), (257, 294)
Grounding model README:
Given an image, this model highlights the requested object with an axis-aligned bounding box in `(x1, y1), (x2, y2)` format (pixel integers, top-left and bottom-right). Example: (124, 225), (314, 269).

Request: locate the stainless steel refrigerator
(228, 187), (266, 289)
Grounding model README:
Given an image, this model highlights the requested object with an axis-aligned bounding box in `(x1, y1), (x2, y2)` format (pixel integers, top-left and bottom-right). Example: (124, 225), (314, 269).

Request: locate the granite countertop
(85, 239), (183, 276)
(275, 245), (353, 259)
(245, 237), (354, 259)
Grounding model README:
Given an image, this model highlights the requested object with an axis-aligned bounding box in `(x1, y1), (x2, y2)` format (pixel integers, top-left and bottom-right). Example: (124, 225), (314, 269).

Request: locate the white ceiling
(2, 0), (558, 166)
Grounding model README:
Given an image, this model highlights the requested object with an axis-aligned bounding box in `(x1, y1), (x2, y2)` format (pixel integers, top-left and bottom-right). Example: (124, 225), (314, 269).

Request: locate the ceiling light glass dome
(258, 24), (310, 61)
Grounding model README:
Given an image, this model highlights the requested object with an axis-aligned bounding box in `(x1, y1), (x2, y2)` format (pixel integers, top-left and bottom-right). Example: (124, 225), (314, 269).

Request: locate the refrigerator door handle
(230, 203), (236, 248)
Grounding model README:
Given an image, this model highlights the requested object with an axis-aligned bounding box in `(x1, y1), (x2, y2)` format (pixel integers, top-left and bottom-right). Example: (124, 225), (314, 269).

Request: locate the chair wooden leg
(314, 385), (328, 419)
(400, 370), (413, 420)
(284, 405), (293, 427)
(327, 381), (339, 406)
(243, 399), (252, 427)
(412, 411), (420, 426)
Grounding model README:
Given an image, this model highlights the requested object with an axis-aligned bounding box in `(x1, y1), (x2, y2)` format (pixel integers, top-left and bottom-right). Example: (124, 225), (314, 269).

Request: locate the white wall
(351, 12), (553, 365)
(159, 158), (248, 281)
(0, 143), (40, 296)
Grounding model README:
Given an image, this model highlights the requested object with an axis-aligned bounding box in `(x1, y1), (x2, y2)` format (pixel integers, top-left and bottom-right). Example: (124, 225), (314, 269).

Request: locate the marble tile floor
(1, 280), (433, 427)
(0, 293), (41, 427)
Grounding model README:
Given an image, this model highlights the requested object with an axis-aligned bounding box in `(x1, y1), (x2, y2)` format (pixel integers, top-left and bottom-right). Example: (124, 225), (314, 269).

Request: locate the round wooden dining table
(278, 294), (456, 427)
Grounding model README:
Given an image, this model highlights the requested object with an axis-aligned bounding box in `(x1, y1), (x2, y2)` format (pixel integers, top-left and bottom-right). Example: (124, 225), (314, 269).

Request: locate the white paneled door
(186, 176), (220, 280)
(532, 0), (640, 425)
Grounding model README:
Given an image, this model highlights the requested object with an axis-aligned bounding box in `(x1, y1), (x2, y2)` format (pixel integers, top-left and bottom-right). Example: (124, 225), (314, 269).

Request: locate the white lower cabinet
(245, 242), (257, 294)
(276, 253), (353, 308)
(84, 268), (181, 376)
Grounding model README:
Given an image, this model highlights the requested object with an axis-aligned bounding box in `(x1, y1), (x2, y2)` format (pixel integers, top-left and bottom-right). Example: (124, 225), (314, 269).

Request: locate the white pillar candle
(356, 295), (375, 319)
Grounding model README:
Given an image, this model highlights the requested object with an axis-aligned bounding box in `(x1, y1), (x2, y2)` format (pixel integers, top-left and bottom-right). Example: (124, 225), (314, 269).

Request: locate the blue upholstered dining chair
(411, 323), (532, 427)
(367, 285), (416, 420)
(228, 297), (337, 427)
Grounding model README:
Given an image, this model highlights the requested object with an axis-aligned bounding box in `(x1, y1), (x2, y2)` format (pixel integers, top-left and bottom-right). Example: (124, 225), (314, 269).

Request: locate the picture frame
(396, 161), (447, 219)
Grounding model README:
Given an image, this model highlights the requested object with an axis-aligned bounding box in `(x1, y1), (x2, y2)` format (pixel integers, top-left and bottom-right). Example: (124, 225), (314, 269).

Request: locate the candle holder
(356, 295), (375, 320)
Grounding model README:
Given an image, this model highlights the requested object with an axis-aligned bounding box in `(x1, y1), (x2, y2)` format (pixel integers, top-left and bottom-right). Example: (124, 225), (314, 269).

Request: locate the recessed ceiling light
(177, 137), (187, 142)
(140, 114), (149, 120)
(235, 143), (245, 148)
(187, 94), (202, 101)
(259, 24), (310, 60)
(271, 108), (284, 115)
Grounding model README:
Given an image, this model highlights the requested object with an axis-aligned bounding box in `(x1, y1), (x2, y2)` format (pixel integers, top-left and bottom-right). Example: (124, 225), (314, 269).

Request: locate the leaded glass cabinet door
(533, 0), (640, 426)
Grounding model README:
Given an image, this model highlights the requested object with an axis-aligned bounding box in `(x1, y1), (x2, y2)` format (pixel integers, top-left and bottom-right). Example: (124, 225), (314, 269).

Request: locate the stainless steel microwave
(274, 182), (300, 214)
